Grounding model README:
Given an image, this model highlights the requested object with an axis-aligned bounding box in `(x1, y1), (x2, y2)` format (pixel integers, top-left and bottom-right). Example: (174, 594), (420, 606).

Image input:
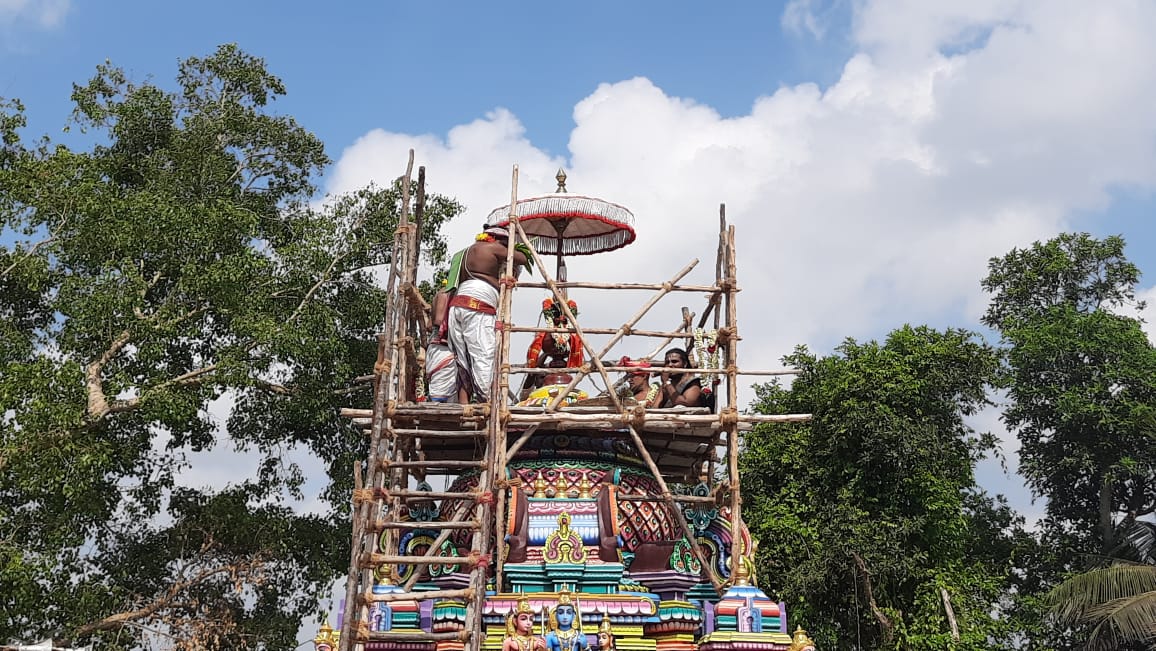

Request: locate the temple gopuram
(326, 155), (818, 651)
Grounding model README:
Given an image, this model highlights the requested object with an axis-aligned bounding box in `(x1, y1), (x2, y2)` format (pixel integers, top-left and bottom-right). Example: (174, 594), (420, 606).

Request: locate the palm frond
(1084, 590), (1156, 647)
(1120, 521), (1156, 566)
(1045, 563), (1156, 622)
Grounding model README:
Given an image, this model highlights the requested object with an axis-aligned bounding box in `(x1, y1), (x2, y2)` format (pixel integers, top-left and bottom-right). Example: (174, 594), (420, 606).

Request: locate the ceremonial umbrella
(485, 170), (636, 284)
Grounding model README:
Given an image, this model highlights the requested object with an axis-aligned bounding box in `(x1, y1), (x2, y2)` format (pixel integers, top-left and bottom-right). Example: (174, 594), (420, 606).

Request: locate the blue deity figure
(546, 587), (588, 651)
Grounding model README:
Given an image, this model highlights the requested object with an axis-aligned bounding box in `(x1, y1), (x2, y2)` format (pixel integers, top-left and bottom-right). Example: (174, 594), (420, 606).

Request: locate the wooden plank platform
(346, 403), (744, 479)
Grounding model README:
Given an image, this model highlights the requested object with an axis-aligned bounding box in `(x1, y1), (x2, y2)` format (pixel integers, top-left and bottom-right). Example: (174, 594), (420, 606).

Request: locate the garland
(692, 328), (721, 394)
(415, 366), (427, 402)
(644, 382), (661, 407)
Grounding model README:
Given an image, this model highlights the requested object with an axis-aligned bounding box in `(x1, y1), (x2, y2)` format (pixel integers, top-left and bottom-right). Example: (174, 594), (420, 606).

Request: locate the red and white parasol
(485, 170), (636, 282)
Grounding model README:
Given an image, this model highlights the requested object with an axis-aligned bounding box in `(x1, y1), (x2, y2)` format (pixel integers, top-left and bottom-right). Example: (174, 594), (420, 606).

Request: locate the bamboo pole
(376, 520), (481, 530)
(714, 206), (726, 332)
(617, 493), (719, 504)
(340, 151), (415, 651)
(362, 587), (476, 604)
(516, 280), (724, 292)
(724, 221), (744, 588)
(507, 326), (700, 338)
(400, 499), (474, 591)
(390, 428), (488, 439)
(381, 151), (417, 590)
(491, 165), (520, 598)
(508, 365), (797, 376)
(412, 166), (426, 279)
(541, 259), (699, 413)
(362, 553), (490, 567)
(504, 423), (540, 459)
(379, 489), (485, 500)
(383, 459), (486, 470)
(345, 406), (810, 425)
(644, 309), (695, 361)
(506, 411), (810, 425)
(624, 424), (723, 593)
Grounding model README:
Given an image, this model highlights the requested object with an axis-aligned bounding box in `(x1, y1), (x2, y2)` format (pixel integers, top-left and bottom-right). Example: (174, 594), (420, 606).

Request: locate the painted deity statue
(595, 614), (615, 651)
(546, 586), (589, 651)
(505, 596), (547, 651)
(313, 620), (340, 651)
(787, 627), (817, 651)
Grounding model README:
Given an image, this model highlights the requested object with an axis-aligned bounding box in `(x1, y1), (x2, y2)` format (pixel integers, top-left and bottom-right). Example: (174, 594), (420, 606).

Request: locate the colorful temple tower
(331, 158), (816, 651)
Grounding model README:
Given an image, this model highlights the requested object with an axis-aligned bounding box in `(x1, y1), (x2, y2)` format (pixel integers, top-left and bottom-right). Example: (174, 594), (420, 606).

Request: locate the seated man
(446, 225), (528, 402)
(620, 357), (661, 408)
(658, 347), (705, 408)
(520, 297), (583, 399)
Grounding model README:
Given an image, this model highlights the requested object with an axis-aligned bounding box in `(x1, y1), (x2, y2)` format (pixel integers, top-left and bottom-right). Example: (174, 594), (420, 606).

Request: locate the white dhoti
(425, 341), (457, 402)
(447, 279), (499, 402)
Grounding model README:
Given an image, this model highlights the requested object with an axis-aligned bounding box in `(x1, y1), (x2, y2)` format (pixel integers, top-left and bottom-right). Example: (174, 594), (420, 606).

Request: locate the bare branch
(1, 209), (69, 280)
(852, 551), (895, 642)
(72, 564), (233, 639)
(85, 329), (134, 422)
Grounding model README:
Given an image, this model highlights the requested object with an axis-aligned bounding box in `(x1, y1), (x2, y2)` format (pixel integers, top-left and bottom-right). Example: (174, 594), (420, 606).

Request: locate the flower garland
(692, 328), (721, 394)
(644, 382), (662, 408)
(415, 367), (428, 402)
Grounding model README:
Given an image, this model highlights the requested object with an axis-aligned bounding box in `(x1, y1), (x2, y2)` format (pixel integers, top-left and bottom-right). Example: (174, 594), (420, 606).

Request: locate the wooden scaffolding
(337, 155), (808, 651)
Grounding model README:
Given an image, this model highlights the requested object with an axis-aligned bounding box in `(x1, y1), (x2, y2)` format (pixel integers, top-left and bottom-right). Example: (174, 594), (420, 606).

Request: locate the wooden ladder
(338, 155), (504, 651)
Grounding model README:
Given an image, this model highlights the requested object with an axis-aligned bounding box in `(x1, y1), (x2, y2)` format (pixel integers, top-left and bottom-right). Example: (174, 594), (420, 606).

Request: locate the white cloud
(1137, 285), (1156, 343)
(782, 0), (837, 39)
(325, 1), (1156, 415)
(0, 0), (69, 28)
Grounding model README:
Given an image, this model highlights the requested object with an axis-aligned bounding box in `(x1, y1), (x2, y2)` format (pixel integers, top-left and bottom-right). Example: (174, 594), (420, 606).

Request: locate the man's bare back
(462, 235), (527, 289)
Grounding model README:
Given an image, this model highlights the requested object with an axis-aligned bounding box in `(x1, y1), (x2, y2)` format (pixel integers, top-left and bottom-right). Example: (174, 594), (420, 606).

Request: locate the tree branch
(1, 234), (53, 280)
(72, 564), (232, 639)
(85, 329), (134, 422)
(852, 551), (895, 642)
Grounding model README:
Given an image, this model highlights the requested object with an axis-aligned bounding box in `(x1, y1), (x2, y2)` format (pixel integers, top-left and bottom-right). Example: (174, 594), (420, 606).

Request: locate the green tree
(744, 325), (1033, 650)
(981, 234), (1156, 558)
(0, 45), (462, 649)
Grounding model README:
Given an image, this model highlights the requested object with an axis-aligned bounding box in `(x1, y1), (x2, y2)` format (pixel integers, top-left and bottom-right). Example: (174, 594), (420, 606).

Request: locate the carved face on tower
(517, 612), (535, 635)
(597, 615), (615, 651)
(554, 604), (576, 630)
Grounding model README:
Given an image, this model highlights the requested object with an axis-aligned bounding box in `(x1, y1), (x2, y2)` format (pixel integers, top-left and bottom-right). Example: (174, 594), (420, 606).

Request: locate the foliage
(981, 234), (1156, 557)
(1045, 521), (1156, 649)
(0, 44), (462, 649)
(744, 325), (1034, 650)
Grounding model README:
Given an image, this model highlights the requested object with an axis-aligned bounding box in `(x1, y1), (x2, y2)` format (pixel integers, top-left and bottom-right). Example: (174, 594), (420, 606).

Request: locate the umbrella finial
(555, 168), (568, 193)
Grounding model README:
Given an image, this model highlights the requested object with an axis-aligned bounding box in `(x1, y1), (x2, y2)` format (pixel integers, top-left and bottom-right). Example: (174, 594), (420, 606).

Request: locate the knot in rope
(719, 407), (740, 429)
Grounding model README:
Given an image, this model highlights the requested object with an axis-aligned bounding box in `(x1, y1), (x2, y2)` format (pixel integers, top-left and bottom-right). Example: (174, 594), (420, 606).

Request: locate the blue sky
(6, 0), (1156, 568)
(2, 2), (856, 158)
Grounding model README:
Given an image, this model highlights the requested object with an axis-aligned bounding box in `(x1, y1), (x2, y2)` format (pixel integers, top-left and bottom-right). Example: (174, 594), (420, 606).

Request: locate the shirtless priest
(447, 225), (528, 402)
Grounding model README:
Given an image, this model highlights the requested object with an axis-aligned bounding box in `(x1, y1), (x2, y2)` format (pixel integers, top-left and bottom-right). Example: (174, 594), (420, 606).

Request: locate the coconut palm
(1045, 521), (1156, 649)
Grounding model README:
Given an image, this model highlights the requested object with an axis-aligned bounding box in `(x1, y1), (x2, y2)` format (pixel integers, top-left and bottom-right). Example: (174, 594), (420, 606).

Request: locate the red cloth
(448, 294), (496, 315)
